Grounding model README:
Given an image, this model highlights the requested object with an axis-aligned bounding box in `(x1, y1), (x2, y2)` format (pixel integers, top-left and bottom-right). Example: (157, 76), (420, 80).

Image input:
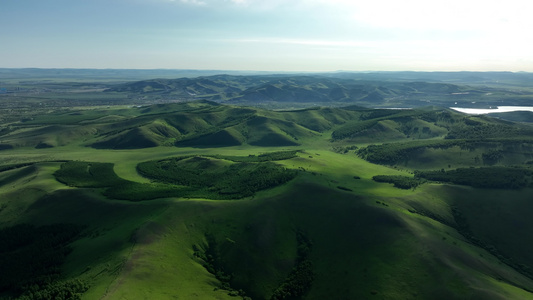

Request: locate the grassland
(1, 96), (533, 300)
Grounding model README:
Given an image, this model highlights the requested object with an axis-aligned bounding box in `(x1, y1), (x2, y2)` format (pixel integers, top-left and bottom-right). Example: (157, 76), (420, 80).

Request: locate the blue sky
(1, 0), (532, 71)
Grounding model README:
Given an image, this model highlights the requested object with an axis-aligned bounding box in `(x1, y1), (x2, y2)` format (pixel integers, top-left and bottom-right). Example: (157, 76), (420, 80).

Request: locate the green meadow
(1, 99), (533, 299)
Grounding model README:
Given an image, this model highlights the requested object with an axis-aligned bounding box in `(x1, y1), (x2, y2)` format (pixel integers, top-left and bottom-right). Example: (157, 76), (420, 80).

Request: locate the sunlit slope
(2, 150), (533, 299)
(0, 101), (354, 149)
(2, 101), (533, 299)
(5, 100), (531, 151)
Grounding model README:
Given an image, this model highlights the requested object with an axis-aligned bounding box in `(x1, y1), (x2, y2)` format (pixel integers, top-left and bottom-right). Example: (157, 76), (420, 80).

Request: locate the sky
(1, 0), (533, 72)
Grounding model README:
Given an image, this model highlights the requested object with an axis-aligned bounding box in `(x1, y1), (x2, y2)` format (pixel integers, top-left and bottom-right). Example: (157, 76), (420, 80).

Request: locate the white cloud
(233, 37), (391, 48)
(154, 0), (207, 5)
(164, 0), (291, 8)
(179, 0), (207, 5)
(125, 0), (533, 71)
(229, 0), (248, 4)
(316, 0), (533, 32)
(227, 0), (300, 10)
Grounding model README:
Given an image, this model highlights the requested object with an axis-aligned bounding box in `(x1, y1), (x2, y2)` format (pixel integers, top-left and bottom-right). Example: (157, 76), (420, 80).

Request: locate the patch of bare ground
(101, 221), (167, 299)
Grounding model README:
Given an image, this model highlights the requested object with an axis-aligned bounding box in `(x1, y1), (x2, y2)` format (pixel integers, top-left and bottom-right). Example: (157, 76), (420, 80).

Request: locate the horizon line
(0, 67), (530, 73)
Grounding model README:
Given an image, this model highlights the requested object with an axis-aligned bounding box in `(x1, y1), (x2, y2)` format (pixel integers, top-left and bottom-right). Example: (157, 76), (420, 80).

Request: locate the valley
(1, 70), (533, 299)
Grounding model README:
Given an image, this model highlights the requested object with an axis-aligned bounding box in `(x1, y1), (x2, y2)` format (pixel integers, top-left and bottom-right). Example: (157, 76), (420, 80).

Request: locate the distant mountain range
(2, 68), (532, 84)
(3, 69), (533, 110)
(104, 73), (533, 108)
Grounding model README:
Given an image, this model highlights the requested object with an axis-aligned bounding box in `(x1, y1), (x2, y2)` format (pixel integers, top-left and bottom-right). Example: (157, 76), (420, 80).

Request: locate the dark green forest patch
(0, 144), (14, 151)
(445, 121), (523, 139)
(192, 235), (242, 297)
(175, 129), (243, 147)
(358, 139), (533, 167)
(372, 175), (425, 189)
(91, 128), (160, 149)
(0, 223), (87, 299)
(270, 231), (314, 300)
(54, 153), (297, 201)
(54, 161), (186, 201)
(358, 140), (463, 165)
(137, 155), (298, 199)
(54, 162), (126, 188)
(415, 167), (533, 189)
(193, 230), (314, 300)
(211, 150), (299, 162)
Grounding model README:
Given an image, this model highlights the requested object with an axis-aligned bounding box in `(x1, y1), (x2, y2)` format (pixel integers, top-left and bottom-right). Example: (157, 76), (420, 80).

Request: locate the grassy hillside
(1, 101), (533, 299)
(0, 101), (334, 149)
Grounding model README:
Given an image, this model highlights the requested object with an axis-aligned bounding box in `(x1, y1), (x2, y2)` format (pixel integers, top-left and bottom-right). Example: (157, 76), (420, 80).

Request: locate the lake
(450, 106), (533, 115)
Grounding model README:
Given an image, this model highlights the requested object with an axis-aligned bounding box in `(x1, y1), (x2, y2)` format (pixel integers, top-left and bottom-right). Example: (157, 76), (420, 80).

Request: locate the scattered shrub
(372, 175), (424, 189)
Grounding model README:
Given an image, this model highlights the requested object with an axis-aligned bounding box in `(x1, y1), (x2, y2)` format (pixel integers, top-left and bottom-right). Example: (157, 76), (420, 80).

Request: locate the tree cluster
(372, 175), (424, 189)
(54, 162), (126, 188)
(270, 231), (314, 300)
(331, 119), (378, 140)
(138, 157), (297, 199)
(481, 149), (504, 165)
(17, 279), (89, 300)
(445, 123), (519, 139)
(0, 223), (85, 299)
(358, 140), (460, 165)
(212, 150), (299, 162)
(415, 167), (533, 189)
(358, 139), (533, 166)
(55, 159), (297, 201)
(193, 236), (249, 299)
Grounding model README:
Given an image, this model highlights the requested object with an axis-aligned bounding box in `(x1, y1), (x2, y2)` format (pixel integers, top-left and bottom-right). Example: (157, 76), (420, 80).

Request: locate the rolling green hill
(0, 101), (339, 149)
(2, 100), (533, 299)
